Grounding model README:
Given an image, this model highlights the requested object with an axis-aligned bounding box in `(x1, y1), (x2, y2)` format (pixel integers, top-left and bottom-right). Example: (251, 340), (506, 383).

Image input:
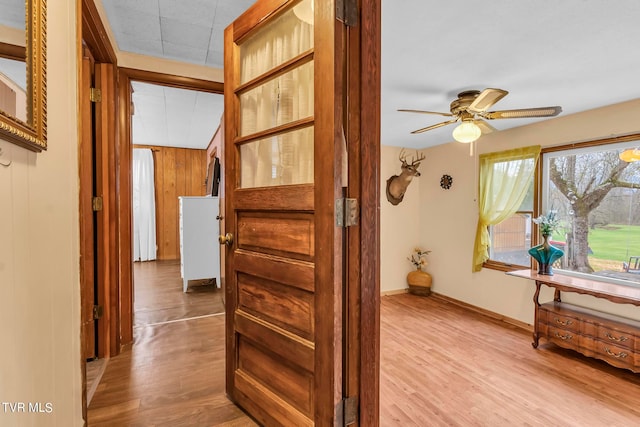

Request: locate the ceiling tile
(105, 6), (162, 42)
(205, 49), (224, 68)
(159, 0), (218, 28)
(119, 37), (164, 58)
(162, 41), (208, 64)
(160, 17), (212, 49)
(106, 0), (160, 14)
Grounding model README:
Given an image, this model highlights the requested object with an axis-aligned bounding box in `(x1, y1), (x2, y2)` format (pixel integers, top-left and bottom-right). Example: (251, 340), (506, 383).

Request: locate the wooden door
(224, 0), (356, 424)
(95, 62), (118, 357)
(80, 46), (96, 362)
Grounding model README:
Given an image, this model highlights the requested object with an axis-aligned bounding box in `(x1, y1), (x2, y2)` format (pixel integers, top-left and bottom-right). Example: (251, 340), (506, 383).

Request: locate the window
(540, 138), (640, 287)
(487, 183), (534, 269)
(473, 146), (540, 272)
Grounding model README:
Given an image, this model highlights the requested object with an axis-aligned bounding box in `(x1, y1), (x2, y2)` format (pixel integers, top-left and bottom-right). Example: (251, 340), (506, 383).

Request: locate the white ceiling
(7, 1), (640, 150)
(101, 0), (254, 149)
(101, 0), (254, 68)
(131, 81), (224, 148)
(382, 1), (640, 149)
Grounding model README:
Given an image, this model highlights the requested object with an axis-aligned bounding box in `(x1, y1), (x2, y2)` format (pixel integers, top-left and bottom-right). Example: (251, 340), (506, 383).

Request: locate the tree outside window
(542, 140), (640, 286)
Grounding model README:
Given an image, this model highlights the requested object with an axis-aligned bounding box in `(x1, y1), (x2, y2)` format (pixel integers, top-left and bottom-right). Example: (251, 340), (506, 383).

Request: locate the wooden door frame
(116, 68), (224, 347)
(78, 45), (94, 426)
(82, 0), (380, 424)
(80, 2), (119, 425)
(348, 1), (381, 424)
(81, 1), (119, 356)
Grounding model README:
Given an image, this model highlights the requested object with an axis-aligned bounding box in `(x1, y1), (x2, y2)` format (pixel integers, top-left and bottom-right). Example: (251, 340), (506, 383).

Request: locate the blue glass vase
(528, 234), (564, 275)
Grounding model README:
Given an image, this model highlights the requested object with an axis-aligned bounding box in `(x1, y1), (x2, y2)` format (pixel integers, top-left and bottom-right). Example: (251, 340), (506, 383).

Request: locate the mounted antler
(386, 149), (426, 205)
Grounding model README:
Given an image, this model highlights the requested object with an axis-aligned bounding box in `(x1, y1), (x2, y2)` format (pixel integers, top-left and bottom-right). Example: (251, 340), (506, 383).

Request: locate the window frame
(484, 209), (534, 272)
(537, 134), (640, 286)
(483, 133), (640, 282)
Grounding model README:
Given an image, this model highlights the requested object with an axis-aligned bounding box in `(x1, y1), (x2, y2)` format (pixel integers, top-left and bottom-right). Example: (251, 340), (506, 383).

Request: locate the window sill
(483, 260), (531, 273)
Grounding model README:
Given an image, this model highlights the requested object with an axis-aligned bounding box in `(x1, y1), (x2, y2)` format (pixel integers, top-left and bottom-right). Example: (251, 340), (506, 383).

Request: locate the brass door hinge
(336, 198), (358, 227)
(342, 396), (358, 426)
(92, 196), (103, 211)
(90, 87), (102, 103)
(336, 0), (358, 26)
(93, 305), (104, 320)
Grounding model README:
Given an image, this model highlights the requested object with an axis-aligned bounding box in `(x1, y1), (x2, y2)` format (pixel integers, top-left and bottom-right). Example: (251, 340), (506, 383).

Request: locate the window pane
(489, 213), (532, 266)
(239, 0), (314, 84)
(240, 126), (313, 188)
(239, 61), (314, 137)
(542, 141), (640, 287)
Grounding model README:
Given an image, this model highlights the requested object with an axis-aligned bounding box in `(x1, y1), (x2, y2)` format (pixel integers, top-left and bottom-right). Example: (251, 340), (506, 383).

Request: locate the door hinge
(92, 196), (103, 212)
(342, 396), (358, 426)
(336, 198), (358, 227)
(93, 305), (104, 320)
(90, 87), (102, 103)
(336, 0), (358, 26)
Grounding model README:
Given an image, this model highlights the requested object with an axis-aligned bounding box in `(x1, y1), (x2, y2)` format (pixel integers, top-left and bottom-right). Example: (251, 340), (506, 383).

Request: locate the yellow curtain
(472, 145), (541, 272)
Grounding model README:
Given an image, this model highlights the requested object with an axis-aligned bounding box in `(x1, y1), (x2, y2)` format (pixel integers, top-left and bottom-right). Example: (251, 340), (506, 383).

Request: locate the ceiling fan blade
(474, 119), (497, 134)
(398, 109), (454, 117)
(467, 88), (509, 113)
(481, 106), (562, 120)
(411, 119), (458, 134)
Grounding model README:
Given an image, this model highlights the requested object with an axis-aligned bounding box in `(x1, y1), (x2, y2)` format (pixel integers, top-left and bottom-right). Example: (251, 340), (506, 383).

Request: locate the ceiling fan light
(620, 148), (640, 162)
(452, 121), (481, 143)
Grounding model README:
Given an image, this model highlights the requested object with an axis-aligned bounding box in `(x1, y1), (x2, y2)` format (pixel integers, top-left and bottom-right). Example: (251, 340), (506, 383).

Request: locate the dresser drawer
(546, 326), (578, 347)
(539, 306), (581, 334)
(597, 341), (635, 370)
(597, 326), (635, 350)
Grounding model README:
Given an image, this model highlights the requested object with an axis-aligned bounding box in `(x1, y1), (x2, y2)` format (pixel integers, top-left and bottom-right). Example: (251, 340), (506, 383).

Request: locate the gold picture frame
(0, 0), (47, 152)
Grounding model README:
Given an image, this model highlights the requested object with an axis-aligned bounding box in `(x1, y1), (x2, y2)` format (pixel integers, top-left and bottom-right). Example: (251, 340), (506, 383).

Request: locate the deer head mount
(386, 149), (426, 205)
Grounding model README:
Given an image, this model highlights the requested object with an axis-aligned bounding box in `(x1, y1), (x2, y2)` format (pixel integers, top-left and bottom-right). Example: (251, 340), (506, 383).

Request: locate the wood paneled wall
(135, 145), (208, 260)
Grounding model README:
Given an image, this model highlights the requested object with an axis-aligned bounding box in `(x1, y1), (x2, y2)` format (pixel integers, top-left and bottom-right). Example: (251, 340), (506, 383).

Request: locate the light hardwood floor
(88, 263), (640, 426)
(381, 293), (640, 426)
(88, 261), (250, 426)
(133, 260), (224, 327)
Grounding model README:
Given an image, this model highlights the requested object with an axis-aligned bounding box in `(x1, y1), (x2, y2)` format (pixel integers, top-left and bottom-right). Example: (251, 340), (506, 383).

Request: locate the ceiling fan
(399, 88), (562, 143)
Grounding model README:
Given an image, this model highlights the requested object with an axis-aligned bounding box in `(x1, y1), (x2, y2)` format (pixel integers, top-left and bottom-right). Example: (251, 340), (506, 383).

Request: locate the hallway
(87, 261), (255, 426)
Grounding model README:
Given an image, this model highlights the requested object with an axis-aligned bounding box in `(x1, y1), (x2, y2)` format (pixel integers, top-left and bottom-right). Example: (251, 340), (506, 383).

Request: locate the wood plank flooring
(381, 293), (640, 426)
(133, 260), (224, 327)
(89, 263), (640, 426)
(88, 260), (252, 426)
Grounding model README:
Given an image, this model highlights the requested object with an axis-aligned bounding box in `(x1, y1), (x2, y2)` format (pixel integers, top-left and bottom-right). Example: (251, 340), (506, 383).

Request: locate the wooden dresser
(508, 269), (640, 373)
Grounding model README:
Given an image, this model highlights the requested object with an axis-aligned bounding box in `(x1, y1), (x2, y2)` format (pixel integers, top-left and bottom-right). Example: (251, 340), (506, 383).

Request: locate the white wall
(0, 1), (83, 425)
(382, 99), (640, 325)
(380, 145), (422, 292)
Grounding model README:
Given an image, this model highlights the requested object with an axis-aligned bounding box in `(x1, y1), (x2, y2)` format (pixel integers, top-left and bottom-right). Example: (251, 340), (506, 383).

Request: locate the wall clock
(440, 174), (453, 189)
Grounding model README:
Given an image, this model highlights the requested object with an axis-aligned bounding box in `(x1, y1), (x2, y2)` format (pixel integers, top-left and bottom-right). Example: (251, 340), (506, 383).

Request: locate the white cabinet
(179, 196), (220, 292)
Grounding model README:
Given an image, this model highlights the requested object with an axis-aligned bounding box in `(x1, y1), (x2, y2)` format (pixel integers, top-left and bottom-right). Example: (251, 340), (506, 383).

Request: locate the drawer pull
(554, 317), (573, 326)
(604, 348), (628, 359)
(554, 332), (573, 340)
(605, 332), (628, 342)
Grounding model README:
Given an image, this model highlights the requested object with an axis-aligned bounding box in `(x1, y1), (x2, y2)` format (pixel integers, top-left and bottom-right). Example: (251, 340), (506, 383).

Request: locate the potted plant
(407, 247), (432, 296)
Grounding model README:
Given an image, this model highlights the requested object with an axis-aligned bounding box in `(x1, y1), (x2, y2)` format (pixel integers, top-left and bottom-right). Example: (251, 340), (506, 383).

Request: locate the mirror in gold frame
(0, 0), (47, 152)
